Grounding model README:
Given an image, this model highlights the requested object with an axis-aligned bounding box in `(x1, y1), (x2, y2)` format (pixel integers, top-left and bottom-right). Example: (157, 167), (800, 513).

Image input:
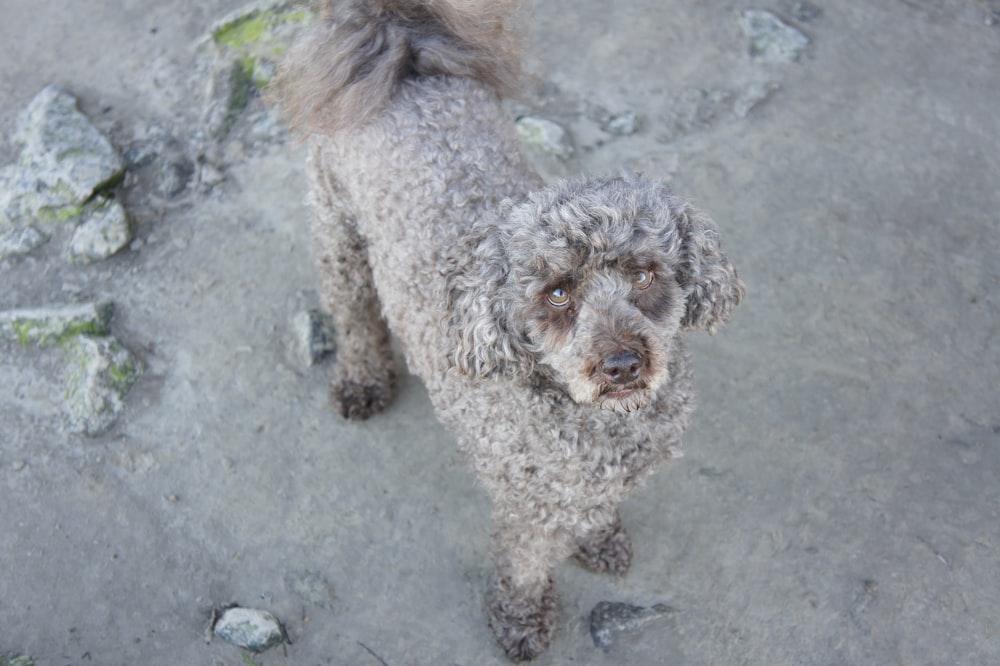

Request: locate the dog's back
(275, 0), (541, 397)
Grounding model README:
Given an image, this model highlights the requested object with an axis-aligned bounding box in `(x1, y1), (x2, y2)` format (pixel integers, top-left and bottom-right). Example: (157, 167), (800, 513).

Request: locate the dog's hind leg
(307, 154), (398, 420)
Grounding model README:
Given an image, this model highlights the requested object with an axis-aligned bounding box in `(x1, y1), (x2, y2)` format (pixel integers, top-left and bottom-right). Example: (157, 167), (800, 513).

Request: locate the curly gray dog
(275, 0), (744, 660)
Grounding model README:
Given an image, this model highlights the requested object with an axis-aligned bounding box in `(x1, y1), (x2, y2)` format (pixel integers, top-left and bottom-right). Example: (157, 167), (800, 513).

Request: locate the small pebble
(602, 111), (640, 136)
(739, 10), (810, 63)
(293, 309), (336, 367)
(213, 606), (286, 652)
(68, 198), (132, 264)
(515, 115), (574, 160)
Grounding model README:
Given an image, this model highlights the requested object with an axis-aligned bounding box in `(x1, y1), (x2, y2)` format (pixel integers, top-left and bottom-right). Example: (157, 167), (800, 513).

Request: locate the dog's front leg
(487, 513), (571, 661)
(571, 511), (633, 575)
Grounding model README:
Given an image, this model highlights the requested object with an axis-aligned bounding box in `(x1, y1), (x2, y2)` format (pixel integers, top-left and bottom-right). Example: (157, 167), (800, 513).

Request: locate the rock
(739, 10), (810, 63)
(589, 601), (678, 650)
(64, 335), (141, 436)
(0, 302), (139, 435)
(198, 162), (226, 189)
(206, 1), (317, 139)
(211, 1), (316, 76)
(0, 301), (113, 347)
(515, 116), (574, 159)
(791, 1), (823, 23)
(657, 88), (732, 142)
(0, 225), (49, 260)
(0, 86), (128, 259)
(0, 160), (85, 228)
(0, 654), (35, 666)
(734, 81), (783, 118)
(0, 164), (22, 225)
(210, 58), (260, 141)
(122, 126), (204, 199)
(6, 85), (124, 224)
(602, 111), (641, 136)
(159, 156), (196, 197)
(213, 606), (286, 652)
(68, 197), (132, 263)
(292, 309), (336, 367)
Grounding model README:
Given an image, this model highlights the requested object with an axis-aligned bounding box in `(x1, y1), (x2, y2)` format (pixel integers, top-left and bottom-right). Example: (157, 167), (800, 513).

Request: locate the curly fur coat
(275, 0), (744, 660)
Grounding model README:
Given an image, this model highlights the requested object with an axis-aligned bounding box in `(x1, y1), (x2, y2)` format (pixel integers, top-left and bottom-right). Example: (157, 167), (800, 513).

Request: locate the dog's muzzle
(600, 351), (642, 386)
(594, 350), (655, 411)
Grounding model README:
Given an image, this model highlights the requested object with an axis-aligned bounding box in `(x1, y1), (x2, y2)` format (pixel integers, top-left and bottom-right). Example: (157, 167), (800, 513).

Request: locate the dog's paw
(572, 520), (633, 575)
(330, 377), (394, 420)
(488, 576), (559, 662)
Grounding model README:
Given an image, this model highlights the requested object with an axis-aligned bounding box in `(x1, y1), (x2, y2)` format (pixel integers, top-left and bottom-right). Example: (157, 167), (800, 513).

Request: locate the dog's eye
(633, 269), (654, 290)
(547, 286), (571, 307)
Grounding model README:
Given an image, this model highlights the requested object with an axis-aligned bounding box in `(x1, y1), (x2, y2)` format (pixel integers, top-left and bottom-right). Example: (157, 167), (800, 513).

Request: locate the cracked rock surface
(3, 85), (123, 224)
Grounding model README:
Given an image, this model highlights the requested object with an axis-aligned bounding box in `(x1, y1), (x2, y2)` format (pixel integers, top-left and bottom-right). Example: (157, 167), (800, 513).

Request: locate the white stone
(68, 198), (132, 263)
(516, 116), (574, 159)
(213, 607), (285, 652)
(602, 111), (640, 136)
(739, 10), (810, 63)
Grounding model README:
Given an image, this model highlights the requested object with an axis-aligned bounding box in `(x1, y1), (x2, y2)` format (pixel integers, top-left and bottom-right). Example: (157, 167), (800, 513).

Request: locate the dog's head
(446, 174), (744, 413)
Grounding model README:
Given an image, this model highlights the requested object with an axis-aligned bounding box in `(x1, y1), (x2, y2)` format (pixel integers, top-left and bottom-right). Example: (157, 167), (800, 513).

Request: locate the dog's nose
(602, 352), (642, 385)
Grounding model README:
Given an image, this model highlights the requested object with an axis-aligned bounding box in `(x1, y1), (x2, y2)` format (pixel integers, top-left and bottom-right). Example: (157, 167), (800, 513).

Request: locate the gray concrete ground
(2, 1), (999, 664)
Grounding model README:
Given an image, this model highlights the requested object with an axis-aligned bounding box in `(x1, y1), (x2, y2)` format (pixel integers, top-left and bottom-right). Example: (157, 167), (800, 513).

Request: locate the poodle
(275, 0), (744, 660)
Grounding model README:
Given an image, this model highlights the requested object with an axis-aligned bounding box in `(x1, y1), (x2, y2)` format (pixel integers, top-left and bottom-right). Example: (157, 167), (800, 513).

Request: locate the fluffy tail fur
(273, 0), (523, 134)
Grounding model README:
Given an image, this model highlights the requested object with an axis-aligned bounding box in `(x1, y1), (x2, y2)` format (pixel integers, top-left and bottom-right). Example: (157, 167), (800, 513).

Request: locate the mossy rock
(8, 86), (124, 222)
(68, 197), (133, 264)
(211, 1), (315, 87)
(0, 302), (113, 347)
(64, 334), (141, 436)
(0, 654), (35, 666)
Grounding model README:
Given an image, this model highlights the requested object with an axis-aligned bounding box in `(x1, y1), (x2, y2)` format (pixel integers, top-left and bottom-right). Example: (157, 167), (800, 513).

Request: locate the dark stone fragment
(590, 600), (678, 649)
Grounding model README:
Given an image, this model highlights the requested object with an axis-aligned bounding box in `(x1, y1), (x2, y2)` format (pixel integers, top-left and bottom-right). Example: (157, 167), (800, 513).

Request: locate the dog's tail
(273, 0), (523, 134)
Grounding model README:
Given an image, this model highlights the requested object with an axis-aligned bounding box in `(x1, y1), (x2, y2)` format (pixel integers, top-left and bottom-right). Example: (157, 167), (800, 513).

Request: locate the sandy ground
(2, 1), (999, 664)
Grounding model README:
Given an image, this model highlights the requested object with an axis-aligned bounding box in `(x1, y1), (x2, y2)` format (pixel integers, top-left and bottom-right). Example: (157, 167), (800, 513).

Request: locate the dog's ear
(674, 204), (745, 333)
(445, 220), (535, 379)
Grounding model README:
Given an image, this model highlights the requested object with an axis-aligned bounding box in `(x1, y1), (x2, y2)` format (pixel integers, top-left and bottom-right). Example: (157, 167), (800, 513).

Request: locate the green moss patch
(1, 654), (35, 666)
(211, 2), (315, 87)
(0, 302), (113, 348)
(212, 4), (313, 52)
(214, 13), (269, 48)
